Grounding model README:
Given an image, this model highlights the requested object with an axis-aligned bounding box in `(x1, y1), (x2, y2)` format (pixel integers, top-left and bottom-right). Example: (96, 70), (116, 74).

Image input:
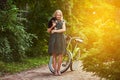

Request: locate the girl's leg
(52, 53), (57, 75)
(57, 54), (63, 75)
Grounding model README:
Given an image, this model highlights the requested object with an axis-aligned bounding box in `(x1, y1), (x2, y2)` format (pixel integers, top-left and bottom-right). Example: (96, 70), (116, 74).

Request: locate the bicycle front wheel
(48, 51), (72, 73)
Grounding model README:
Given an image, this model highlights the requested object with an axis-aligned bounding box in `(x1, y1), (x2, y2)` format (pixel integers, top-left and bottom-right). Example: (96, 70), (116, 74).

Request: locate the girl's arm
(47, 22), (56, 33)
(51, 22), (66, 33)
(47, 26), (54, 33)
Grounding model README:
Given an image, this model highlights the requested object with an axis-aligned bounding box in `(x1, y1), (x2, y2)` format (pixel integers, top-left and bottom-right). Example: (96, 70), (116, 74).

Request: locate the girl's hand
(51, 30), (56, 34)
(52, 22), (56, 27)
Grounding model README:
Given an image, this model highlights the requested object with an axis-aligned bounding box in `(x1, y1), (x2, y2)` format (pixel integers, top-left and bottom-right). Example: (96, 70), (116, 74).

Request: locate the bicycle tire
(70, 50), (81, 71)
(48, 51), (72, 73)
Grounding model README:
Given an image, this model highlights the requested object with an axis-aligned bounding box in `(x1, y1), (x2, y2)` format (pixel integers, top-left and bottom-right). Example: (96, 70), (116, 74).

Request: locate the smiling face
(55, 12), (62, 20)
(53, 10), (63, 20)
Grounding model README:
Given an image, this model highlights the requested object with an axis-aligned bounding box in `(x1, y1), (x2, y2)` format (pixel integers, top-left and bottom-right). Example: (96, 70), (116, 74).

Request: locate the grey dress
(48, 20), (66, 55)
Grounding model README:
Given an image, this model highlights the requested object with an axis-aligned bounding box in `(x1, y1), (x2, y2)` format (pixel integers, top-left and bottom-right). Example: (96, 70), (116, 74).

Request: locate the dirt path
(0, 64), (103, 80)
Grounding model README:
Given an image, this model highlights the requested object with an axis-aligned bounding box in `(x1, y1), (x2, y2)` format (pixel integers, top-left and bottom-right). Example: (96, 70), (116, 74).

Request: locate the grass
(0, 56), (49, 76)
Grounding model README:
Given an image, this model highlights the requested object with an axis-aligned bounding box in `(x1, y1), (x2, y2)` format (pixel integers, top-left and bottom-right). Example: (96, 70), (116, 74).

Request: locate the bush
(82, 23), (120, 80)
(0, 0), (35, 62)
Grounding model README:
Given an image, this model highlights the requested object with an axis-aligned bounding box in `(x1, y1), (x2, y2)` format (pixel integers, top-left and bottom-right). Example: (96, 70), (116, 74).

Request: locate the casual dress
(48, 19), (66, 55)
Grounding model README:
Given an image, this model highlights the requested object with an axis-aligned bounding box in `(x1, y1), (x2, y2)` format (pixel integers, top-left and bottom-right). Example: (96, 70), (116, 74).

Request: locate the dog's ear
(52, 17), (57, 21)
(48, 18), (53, 28)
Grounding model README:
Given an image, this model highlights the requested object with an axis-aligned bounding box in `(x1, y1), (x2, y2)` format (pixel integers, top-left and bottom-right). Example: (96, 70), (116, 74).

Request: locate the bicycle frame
(66, 36), (83, 60)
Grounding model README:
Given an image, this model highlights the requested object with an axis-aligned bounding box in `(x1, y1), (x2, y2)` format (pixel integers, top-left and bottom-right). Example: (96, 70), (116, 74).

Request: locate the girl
(47, 10), (66, 76)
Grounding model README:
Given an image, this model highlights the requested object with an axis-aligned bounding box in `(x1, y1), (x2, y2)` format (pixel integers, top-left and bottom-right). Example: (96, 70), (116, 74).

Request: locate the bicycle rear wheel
(70, 50), (81, 71)
(48, 51), (72, 73)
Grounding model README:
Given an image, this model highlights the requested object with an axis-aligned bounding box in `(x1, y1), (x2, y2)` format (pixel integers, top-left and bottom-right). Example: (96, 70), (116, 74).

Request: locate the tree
(0, 0), (34, 62)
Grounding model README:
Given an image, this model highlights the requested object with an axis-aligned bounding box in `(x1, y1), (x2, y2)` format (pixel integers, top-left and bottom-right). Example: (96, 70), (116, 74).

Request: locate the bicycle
(67, 36), (83, 71)
(48, 35), (83, 73)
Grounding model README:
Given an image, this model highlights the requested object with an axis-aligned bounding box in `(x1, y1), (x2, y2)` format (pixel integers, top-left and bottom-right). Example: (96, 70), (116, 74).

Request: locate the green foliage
(14, 0), (51, 57)
(77, 1), (120, 80)
(0, 61), (6, 73)
(0, 0), (35, 62)
(0, 56), (49, 75)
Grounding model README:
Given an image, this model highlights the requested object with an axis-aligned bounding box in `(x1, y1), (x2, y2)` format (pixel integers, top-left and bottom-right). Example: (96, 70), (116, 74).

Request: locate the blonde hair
(52, 10), (63, 20)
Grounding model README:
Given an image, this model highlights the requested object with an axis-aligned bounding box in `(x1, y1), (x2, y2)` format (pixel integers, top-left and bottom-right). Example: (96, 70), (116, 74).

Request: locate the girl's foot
(54, 71), (58, 76)
(57, 71), (61, 76)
